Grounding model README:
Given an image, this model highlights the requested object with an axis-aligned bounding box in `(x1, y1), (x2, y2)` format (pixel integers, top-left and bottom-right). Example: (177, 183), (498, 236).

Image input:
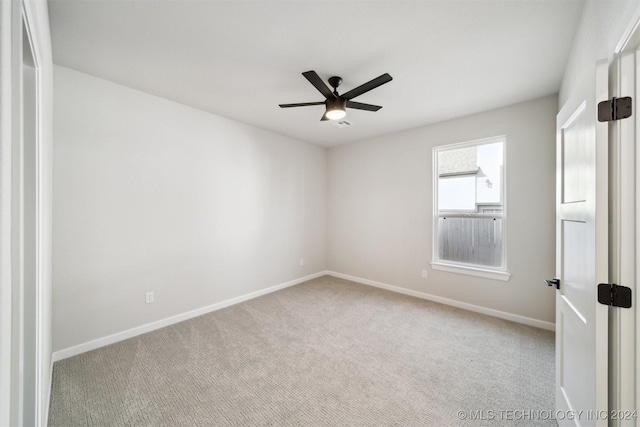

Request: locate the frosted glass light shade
(326, 108), (346, 120)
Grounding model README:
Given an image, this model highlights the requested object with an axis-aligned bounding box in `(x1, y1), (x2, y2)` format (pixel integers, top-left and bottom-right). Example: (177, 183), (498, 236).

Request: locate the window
(431, 137), (510, 281)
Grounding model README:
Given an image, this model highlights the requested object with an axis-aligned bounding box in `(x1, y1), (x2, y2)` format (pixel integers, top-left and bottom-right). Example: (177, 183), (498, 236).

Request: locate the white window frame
(431, 136), (511, 282)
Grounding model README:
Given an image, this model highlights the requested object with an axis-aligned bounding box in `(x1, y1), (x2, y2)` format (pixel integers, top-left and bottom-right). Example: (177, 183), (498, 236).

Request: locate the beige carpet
(48, 276), (555, 426)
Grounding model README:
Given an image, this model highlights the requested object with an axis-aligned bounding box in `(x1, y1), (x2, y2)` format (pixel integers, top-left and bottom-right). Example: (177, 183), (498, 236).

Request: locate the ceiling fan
(279, 70), (393, 121)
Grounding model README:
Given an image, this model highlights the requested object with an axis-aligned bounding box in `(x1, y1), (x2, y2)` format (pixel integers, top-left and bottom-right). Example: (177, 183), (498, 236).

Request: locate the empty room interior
(4, 0), (640, 426)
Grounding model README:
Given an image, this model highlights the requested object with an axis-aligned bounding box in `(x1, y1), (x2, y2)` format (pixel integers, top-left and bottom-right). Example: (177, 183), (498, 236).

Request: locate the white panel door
(555, 60), (608, 427)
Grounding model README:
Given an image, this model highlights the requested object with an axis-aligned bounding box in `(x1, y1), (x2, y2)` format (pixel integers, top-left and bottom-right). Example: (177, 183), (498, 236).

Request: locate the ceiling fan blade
(279, 102), (325, 108)
(320, 112), (329, 121)
(346, 100), (382, 111)
(303, 71), (337, 100)
(342, 73), (393, 100)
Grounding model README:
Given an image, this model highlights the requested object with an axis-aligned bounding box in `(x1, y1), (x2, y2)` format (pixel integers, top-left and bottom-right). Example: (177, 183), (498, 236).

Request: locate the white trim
(327, 271), (553, 331)
(614, 6), (640, 54)
(51, 271), (327, 362)
(21, 7), (43, 427)
(610, 47), (638, 423)
(430, 261), (511, 281)
(433, 134), (507, 151)
(51, 269), (554, 362)
(594, 58), (610, 427)
(0, 1), (13, 424)
(635, 45), (640, 427)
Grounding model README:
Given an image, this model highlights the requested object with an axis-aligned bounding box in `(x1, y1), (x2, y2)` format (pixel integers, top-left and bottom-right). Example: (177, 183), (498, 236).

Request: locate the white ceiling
(48, 0), (584, 147)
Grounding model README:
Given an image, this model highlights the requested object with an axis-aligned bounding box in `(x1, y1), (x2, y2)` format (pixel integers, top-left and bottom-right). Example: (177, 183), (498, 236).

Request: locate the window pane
(437, 217), (503, 267)
(437, 141), (503, 213)
(476, 142), (503, 205)
(438, 175), (476, 211)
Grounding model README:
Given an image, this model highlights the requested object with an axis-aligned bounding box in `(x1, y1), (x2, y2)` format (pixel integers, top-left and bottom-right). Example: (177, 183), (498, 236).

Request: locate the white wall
(327, 95), (557, 324)
(53, 66), (327, 352)
(559, 0), (640, 106)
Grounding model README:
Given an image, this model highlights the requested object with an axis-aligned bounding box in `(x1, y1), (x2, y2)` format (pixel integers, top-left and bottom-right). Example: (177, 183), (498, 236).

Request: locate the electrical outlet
(299, 258), (304, 266)
(421, 270), (428, 279)
(145, 291), (154, 304)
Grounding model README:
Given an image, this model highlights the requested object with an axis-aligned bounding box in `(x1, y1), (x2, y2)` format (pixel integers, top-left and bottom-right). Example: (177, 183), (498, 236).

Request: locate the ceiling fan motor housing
(326, 97), (346, 110)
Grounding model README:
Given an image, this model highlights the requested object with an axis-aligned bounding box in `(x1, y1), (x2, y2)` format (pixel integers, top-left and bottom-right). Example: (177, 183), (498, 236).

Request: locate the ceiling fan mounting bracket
(328, 76), (342, 90)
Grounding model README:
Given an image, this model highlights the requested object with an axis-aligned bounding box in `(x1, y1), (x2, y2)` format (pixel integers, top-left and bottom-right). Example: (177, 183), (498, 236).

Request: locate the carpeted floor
(48, 275), (556, 426)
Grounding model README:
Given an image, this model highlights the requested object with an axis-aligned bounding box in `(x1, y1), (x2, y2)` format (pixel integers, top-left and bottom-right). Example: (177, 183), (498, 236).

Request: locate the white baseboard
(327, 271), (555, 331)
(52, 269), (554, 362)
(51, 271), (327, 362)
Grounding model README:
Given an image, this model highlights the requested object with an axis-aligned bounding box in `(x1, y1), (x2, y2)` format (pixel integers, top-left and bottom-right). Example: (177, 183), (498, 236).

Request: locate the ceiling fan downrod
(328, 76), (342, 96)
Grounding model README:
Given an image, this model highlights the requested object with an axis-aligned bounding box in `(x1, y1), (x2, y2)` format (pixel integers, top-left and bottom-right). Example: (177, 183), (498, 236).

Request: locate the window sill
(430, 262), (511, 282)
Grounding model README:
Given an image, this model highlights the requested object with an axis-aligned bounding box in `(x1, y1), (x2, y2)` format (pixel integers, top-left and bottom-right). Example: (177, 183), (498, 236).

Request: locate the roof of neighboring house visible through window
(438, 146), (478, 176)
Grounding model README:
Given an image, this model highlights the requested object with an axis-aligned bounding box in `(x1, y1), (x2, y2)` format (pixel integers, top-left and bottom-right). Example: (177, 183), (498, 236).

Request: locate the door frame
(0, 0), (14, 424)
(1, 0), (48, 425)
(20, 5), (45, 426)
(609, 10), (640, 425)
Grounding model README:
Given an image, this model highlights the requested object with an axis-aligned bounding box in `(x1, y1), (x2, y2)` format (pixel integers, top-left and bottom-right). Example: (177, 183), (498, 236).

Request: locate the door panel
(561, 104), (588, 204)
(559, 309), (591, 414)
(562, 220), (589, 321)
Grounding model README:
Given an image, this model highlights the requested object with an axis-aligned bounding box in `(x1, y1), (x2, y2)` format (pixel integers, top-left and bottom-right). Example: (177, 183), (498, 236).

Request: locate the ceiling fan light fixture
(325, 98), (347, 120)
(326, 108), (346, 120)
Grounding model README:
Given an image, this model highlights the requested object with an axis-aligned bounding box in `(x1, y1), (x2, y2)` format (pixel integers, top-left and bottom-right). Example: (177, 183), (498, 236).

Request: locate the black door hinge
(597, 283), (632, 308)
(597, 97), (632, 122)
